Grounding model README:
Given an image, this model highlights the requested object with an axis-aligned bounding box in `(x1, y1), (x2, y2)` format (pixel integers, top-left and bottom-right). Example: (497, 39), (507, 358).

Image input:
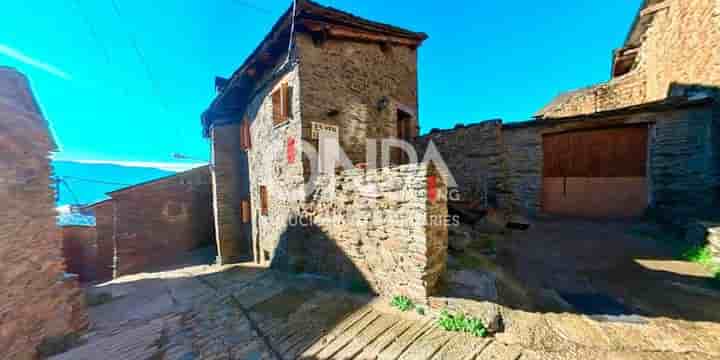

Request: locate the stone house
(417, 0), (720, 222)
(537, 0), (720, 118)
(87, 165), (213, 280)
(0, 67), (87, 359)
(203, 0), (448, 301)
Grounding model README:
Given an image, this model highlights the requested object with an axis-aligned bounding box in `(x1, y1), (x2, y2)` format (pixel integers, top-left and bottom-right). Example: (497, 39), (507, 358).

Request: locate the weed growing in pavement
(390, 295), (414, 312)
(437, 310), (487, 337)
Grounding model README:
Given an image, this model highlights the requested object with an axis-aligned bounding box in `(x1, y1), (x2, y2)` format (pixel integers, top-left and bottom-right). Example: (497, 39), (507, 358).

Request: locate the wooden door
(542, 125), (649, 218)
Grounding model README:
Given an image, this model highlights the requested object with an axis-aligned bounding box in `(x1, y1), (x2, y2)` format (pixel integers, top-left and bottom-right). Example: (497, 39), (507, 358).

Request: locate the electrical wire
(60, 175), (133, 186)
(70, 0), (132, 100)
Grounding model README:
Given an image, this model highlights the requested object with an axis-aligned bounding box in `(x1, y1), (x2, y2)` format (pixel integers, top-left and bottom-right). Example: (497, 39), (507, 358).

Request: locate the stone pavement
(52, 261), (720, 360)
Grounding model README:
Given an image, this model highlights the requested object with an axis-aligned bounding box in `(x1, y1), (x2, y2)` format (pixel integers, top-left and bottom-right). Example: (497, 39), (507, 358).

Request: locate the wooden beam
(301, 19), (422, 47)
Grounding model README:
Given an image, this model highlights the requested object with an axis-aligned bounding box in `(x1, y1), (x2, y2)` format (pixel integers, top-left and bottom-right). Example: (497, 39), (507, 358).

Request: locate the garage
(542, 124), (649, 218)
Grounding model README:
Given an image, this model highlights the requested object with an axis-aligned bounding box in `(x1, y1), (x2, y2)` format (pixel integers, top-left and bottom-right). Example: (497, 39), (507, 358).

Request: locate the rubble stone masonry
(416, 101), (719, 222)
(297, 33), (420, 164)
(0, 67), (87, 359)
(283, 163), (448, 302)
(540, 0), (720, 118)
(212, 123), (252, 264)
(92, 166), (213, 278)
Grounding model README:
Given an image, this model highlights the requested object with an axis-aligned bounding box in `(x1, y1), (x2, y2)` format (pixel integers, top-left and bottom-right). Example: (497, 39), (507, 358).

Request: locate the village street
(51, 247), (720, 360)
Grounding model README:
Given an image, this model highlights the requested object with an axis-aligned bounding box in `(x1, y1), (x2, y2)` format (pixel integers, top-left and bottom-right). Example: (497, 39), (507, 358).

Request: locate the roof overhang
(201, 0), (428, 137)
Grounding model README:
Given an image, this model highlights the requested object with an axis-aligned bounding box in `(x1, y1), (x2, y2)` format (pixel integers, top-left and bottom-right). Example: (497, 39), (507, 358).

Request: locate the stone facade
(92, 200), (115, 282)
(0, 67), (87, 359)
(538, 0), (720, 118)
(297, 32), (420, 164)
(91, 166), (213, 278)
(206, 1), (445, 300)
(274, 163), (447, 302)
(61, 226), (98, 283)
(416, 100), (720, 221)
(211, 123), (252, 264)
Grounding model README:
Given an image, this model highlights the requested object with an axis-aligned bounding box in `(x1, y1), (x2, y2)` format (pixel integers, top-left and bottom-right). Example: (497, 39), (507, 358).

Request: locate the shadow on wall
(269, 219), (372, 294)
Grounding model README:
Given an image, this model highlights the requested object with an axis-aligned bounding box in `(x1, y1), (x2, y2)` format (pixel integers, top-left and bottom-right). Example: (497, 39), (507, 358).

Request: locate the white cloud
(0, 44), (72, 80)
(67, 159), (207, 172)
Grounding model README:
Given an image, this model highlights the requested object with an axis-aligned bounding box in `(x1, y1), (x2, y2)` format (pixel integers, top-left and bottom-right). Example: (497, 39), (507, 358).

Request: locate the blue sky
(1, 0), (640, 169)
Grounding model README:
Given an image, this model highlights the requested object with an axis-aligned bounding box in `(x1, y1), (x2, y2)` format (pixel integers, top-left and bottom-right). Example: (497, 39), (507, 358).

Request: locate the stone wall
(212, 123), (252, 264)
(416, 102), (719, 222)
(0, 67), (87, 359)
(639, 0), (720, 101)
(276, 163), (447, 302)
(92, 201), (114, 281)
(92, 166), (213, 277)
(415, 121), (505, 204)
(501, 125), (544, 216)
(61, 226), (98, 282)
(649, 106), (720, 221)
(246, 67), (306, 265)
(539, 71), (648, 118)
(297, 33), (420, 164)
(539, 0), (720, 118)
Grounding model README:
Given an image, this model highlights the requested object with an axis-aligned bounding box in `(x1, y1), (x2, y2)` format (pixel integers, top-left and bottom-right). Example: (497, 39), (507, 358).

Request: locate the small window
(271, 83), (293, 126)
(259, 186), (268, 216)
(241, 199), (251, 223)
(263, 250), (271, 262)
(240, 120), (252, 150)
(396, 109), (414, 164)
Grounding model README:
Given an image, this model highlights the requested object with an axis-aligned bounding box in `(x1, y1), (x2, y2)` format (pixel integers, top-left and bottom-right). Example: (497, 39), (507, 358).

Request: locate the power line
(60, 175), (133, 187)
(70, 0), (132, 100)
(108, 0), (188, 150)
(109, 0), (171, 114)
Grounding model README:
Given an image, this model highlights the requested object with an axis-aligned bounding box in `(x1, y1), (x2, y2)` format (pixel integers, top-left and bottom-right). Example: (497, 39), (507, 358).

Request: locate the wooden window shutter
(241, 199), (251, 223)
(259, 186), (268, 216)
(240, 121), (251, 150)
(272, 90), (283, 125)
(284, 84), (293, 119)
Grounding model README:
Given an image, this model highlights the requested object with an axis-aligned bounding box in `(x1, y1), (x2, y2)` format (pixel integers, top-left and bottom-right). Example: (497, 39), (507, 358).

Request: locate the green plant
(390, 295), (414, 312)
(682, 246), (714, 265)
(437, 310), (487, 337)
(416, 307), (426, 316)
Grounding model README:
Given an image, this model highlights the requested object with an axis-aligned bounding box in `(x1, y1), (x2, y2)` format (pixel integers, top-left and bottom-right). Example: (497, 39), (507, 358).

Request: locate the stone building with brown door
(415, 0), (720, 222)
(203, 1), (448, 301)
(0, 67), (87, 359)
(88, 165), (213, 280)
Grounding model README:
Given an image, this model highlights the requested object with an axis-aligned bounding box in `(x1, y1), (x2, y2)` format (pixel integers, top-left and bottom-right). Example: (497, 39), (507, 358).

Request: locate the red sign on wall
(287, 137), (296, 164)
(428, 175), (437, 203)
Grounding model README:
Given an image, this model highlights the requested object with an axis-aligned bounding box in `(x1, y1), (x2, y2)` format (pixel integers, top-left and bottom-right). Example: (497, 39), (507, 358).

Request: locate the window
(259, 186), (268, 216)
(271, 83), (293, 126)
(240, 120), (252, 150)
(241, 199), (251, 223)
(396, 109), (414, 164)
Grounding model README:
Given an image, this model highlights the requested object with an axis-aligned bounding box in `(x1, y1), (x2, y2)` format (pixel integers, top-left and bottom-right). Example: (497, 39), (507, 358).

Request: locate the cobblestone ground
(52, 260), (720, 360)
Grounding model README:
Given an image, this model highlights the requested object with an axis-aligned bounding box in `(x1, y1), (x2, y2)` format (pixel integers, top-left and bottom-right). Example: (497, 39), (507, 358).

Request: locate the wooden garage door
(542, 125), (649, 218)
